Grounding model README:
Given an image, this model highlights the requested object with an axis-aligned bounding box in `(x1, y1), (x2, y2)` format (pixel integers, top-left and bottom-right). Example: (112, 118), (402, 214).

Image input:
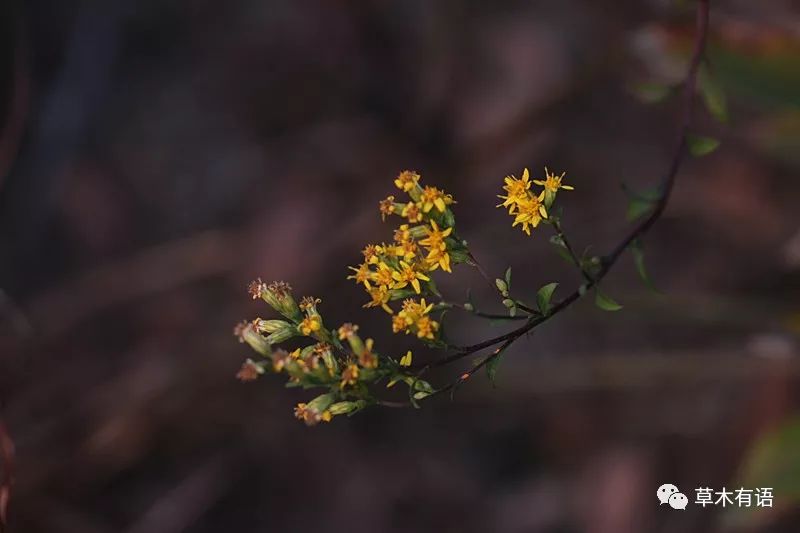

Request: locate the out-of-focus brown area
(1, 1), (800, 531)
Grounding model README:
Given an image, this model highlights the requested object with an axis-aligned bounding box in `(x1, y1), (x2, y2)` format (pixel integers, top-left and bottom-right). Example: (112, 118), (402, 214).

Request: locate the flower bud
(328, 400), (366, 416)
(256, 280), (301, 321)
(234, 321), (271, 356)
(254, 318), (292, 334)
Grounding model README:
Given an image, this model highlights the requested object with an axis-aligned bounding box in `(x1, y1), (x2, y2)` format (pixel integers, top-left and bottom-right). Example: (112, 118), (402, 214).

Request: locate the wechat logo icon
(658, 483), (688, 510)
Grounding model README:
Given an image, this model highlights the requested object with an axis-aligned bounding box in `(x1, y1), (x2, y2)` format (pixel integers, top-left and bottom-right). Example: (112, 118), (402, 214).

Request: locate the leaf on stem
(687, 134), (720, 156)
(595, 290), (623, 311)
(536, 282), (559, 315)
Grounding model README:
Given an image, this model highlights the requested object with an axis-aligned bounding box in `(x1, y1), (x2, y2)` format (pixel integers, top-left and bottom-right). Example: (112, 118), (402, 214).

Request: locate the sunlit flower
(401, 202), (424, 223)
(379, 195), (397, 221)
(347, 262), (373, 287)
(340, 363), (360, 388)
(512, 191), (548, 235)
(294, 403), (332, 426)
(415, 315), (439, 340)
(362, 244), (380, 264)
(236, 359), (263, 381)
(533, 167), (573, 193)
(496, 168), (532, 213)
(394, 170), (420, 192)
(391, 260), (430, 293)
(299, 315), (322, 336)
(373, 261), (395, 288)
(358, 338), (379, 369)
(338, 323), (359, 340)
(399, 350), (413, 367)
(364, 284), (393, 314)
(419, 186), (454, 213)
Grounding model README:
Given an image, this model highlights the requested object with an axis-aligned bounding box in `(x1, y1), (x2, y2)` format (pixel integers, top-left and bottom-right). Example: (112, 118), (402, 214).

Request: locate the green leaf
(504, 267), (512, 289)
(699, 65), (729, 123)
(549, 234), (574, 264)
(631, 240), (659, 292)
(631, 81), (673, 104)
(536, 282), (559, 315)
(687, 134), (720, 156)
(502, 298), (515, 308)
(627, 198), (655, 221)
(595, 290), (623, 311)
(486, 352), (504, 386)
(495, 278), (508, 293)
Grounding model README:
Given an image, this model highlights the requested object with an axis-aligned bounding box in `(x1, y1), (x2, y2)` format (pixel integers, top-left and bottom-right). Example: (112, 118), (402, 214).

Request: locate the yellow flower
(419, 186), (454, 213)
(372, 261), (395, 288)
(400, 202), (423, 223)
(379, 195), (397, 221)
(298, 315), (322, 336)
(419, 220), (452, 250)
(364, 284), (393, 314)
(347, 262), (373, 287)
(393, 224), (413, 245)
(294, 403), (332, 426)
(512, 191), (548, 235)
(394, 170), (420, 192)
(399, 350), (413, 367)
(424, 247), (451, 273)
(375, 242), (399, 260)
(337, 323), (359, 340)
(358, 338), (379, 369)
(391, 260), (430, 294)
(392, 313), (409, 333)
(533, 167), (573, 193)
(415, 315), (439, 340)
(362, 244), (380, 264)
(497, 168), (532, 213)
(340, 363), (360, 388)
(394, 239), (418, 261)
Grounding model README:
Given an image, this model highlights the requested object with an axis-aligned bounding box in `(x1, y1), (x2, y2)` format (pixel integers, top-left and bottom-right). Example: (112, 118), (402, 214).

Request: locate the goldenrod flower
(415, 315), (439, 340)
(394, 239), (418, 261)
(419, 220), (452, 250)
(419, 186), (454, 213)
(364, 284), (393, 314)
(394, 170), (420, 192)
(236, 359), (263, 381)
(347, 262), (373, 287)
(533, 167), (573, 193)
(340, 363), (360, 388)
(391, 260), (430, 294)
(512, 191), (548, 235)
(337, 323), (359, 340)
(362, 244), (380, 264)
(399, 350), (413, 367)
(272, 348), (293, 371)
(376, 242), (399, 260)
(401, 202), (423, 223)
(299, 315), (322, 335)
(299, 296), (321, 313)
(294, 403), (332, 426)
(424, 247), (451, 273)
(379, 195), (398, 221)
(497, 168), (532, 213)
(373, 261), (395, 288)
(392, 313), (408, 333)
(358, 338), (379, 369)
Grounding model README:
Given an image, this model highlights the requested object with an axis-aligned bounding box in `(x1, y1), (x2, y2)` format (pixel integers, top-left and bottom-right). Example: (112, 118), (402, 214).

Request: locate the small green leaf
(502, 298), (515, 308)
(699, 65), (729, 123)
(631, 81), (673, 104)
(486, 352), (504, 386)
(627, 198), (655, 221)
(495, 278), (508, 293)
(536, 282), (559, 315)
(595, 290), (623, 311)
(631, 240), (659, 292)
(687, 134), (720, 156)
(504, 267), (512, 288)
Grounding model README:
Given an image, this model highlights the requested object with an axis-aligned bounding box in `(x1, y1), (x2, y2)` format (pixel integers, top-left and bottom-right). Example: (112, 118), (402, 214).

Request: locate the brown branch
(420, 0), (711, 384)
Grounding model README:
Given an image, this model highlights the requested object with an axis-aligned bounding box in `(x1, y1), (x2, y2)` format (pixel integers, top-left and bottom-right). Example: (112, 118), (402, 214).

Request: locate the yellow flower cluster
(391, 298), (439, 340)
(498, 167), (573, 235)
(349, 171), (460, 338)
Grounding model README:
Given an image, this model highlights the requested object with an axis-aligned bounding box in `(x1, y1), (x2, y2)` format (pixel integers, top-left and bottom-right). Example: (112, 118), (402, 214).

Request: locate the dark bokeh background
(1, 1), (800, 531)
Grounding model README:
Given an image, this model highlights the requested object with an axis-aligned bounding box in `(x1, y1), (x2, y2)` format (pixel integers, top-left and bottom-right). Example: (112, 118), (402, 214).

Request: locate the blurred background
(1, 0), (800, 531)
